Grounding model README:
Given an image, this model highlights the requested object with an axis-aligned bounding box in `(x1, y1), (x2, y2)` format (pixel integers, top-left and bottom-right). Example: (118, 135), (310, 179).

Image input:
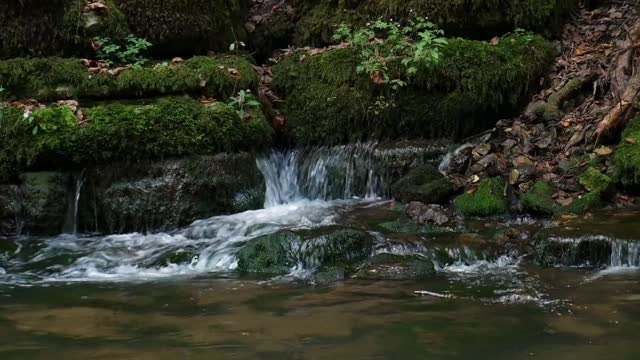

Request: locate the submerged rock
(354, 253), (436, 280)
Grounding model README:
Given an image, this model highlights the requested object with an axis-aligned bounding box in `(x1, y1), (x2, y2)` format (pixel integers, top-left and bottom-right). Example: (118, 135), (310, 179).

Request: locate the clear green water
(1, 269), (639, 359)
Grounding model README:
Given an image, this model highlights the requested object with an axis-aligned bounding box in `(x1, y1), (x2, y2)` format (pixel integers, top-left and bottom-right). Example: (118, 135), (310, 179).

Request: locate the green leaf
(32, 126), (38, 135)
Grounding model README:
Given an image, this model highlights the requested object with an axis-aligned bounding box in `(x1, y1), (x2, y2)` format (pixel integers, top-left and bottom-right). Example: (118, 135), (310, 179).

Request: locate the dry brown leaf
(490, 37), (500, 46)
(625, 138), (637, 144)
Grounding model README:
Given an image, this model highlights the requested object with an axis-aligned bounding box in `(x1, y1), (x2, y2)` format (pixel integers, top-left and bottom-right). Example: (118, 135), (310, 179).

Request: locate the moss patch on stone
(579, 167), (612, 193)
(0, 97), (273, 181)
(273, 34), (553, 145)
(615, 116), (640, 188)
(0, 55), (257, 102)
(521, 181), (555, 215)
(454, 177), (507, 217)
(390, 165), (454, 204)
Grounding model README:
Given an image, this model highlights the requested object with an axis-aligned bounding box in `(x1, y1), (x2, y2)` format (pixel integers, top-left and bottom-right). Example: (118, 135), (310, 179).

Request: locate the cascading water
(63, 169), (86, 235)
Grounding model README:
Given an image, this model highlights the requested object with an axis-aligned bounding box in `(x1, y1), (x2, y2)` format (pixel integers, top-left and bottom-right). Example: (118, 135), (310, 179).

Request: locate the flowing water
(1, 146), (640, 358)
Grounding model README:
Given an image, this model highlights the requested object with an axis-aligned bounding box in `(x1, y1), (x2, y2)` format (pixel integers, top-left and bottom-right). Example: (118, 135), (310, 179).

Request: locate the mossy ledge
(0, 55), (257, 102)
(0, 97), (273, 181)
(273, 34), (554, 145)
(454, 177), (507, 217)
(291, 0), (578, 47)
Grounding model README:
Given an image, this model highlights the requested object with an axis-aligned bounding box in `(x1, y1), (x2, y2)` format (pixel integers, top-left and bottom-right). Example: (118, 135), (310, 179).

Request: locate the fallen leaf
(466, 187), (477, 195)
(560, 214), (577, 221)
(575, 45), (591, 56)
(625, 138), (637, 144)
(490, 37), (500, 46)
(471, 175), (480, 183)
(227, 68), (239, 76)
(557, 197), (574, 207)
(561, 120), (571, 128)
(171, 57), (184, 63)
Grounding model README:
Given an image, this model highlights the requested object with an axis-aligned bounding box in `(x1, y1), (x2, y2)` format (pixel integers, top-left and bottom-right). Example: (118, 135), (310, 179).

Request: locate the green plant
(93, 34), (152, 68)
(20, 106), (76, 136)
(228, 89), (261, 119)
(229, 40), (246, 52)
(333, 16), (448, 90)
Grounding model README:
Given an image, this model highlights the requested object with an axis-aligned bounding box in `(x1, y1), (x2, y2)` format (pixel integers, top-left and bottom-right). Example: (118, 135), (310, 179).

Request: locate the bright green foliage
(579, 167), (612, 193)
(0, 97), (273, 181)
(333, 17), (448, 90)
(113, 0), (249, 56)
(0, 55), (258, 102)
(291, 0), (577, 47)
(273, 34), (553, 145)
(615, 116), (640, 188)
(0, 0), (129, 59)
(454, 177), (507, 217)
(521, 181), (555, 215)
(94, 35), (152, 68)
(228, 89), (261, 119)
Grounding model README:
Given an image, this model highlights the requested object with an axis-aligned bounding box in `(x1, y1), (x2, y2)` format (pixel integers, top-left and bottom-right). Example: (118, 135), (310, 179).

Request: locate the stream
(0, 147), (639, 359)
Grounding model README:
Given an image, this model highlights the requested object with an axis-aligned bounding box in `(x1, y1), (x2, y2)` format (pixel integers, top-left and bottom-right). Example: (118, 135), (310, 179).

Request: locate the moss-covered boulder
(615, 116), (640, 188)
(534, 236), (612, 268)
(0, 97), (273, 181)
(521, 181), (555, 215)
(454, 177), (507, 217)
(237, 228), (374, 275)
(579, 167), (612, 193)
(291, 0), (577, 48)
(114, 0), (249, 56)
(390, 165), (454, 204)
(273, 34), (553, 145)
(20, 172), (71, 235)
(353, 253), (436, 280)
(0, 0), (128, 59)
(0, 55), (257, 102)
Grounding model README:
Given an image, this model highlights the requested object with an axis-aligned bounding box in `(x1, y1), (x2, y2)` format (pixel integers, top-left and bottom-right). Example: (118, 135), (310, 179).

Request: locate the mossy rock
(273, 34), (553, 145)
(390, 165), (454, 204)
(114, 0), (249, 56)
(534, 236), (612, 268)
(0, 55), (257, 102)
(0, 97), (273, 179)
(579, 167), (612, 193)
(0, 0), (128, 59)
(615, 116), (640, 188)
(354, 253), (436, 280)
(521, 181), (555, 216)
(454, 177), (507, 217)
(291, 0), (577, 47)
(377, 218), (449, 235)
(237, 228), (374, 275)
(556, 192), (602, 215)
(20, 172), (71, 235)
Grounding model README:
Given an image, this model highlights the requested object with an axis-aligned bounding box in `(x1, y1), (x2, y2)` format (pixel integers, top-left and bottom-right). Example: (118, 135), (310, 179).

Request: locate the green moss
(557, 192), (602, 215)
(454, 177), (507, 217)
(291, 0), (577, 48)
(521, 181), (555, 215)
(0, 55), (257, 102)
(0, 0), (128, 59)
(237, 231), (299, 275)
(615, 116), (640, 188)
(0, 97), (273, 177)
(579, 167), (612, 193)
(114, 0), (249, 56)
(273, 34), (553, 145)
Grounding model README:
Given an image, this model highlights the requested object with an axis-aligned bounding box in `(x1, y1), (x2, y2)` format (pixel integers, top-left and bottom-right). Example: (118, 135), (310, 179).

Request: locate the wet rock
(534, 235), (612, 268)
(354, 253), (436, 280)
(20, 172), (71, 235)
(89, 154), (264, 234)
(237, 228), (374, 275)
(521, 181), (556, 215)
(470, 153), (498, 174)
(406, 202), (451, 225)
(454, 177), (507, 217)
(472, 143), (492, 160)
(390, 165), (455, 205)
(439, 143), (473, 175)
(0, 185), (21, 237)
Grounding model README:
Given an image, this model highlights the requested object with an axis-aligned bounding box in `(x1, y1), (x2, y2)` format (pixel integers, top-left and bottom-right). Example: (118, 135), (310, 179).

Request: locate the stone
(390, 165), (455, 205)
(20, 172), (71, 235)
(406, 202), (451, 225)
(354, 253), (436, 280)
(0, 185), (21, 237)
(439, 143), (473, 175)
(454, 177), (507, 217)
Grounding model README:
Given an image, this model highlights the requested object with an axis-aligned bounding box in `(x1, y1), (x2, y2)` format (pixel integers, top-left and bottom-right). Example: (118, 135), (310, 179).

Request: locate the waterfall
(257, 142), (448, 207)
(63, 170), (86, 235)
(611, 240), (640, 267)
